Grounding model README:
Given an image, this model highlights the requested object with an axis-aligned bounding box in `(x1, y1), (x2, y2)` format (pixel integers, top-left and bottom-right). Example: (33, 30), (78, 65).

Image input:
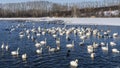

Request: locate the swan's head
(75, 59), (78, 63)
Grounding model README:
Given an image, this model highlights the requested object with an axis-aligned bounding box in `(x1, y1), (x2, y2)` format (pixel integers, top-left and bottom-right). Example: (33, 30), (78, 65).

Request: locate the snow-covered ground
(0, 17), (120, 26)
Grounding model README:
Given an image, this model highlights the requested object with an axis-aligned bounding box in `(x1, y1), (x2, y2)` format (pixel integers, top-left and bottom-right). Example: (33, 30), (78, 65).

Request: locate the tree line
(0, 0), (120, 17)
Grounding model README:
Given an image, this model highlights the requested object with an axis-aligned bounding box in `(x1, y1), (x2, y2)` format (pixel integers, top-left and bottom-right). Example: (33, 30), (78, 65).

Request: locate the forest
(0, 0), (120, 17)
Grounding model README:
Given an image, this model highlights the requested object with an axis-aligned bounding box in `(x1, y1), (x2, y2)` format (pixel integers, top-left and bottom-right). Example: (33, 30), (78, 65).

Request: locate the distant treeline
(0, 0), (120, 17)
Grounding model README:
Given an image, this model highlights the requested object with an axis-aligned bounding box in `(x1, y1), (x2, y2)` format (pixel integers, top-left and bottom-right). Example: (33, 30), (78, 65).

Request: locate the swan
(93, 42), (99, 49)
(101, 43), (108, 51)
(87, 45), (94, 53)
(35, 42), (41, 48)
(91, 53), (95, 59)
(5, 43), (9, 51)
(70, 59), (78, 68)
(19, 32), (25, 38)
(104, 32), (108, 36)
(36, 33), (41, 37)
(113, 33), (118, 37)
(22, 53), (27, 60)
(56, 38), (60, 44)
(53, 34), (57, 38)
(110, 42), (116, 46)
(112, 48), (119, 53)
(93, 29), (98, 35)
(26, 29), (30, 34)
(86, 32), (91, 36)
(36, 48), (42, 54)
(48, 46), (56, 52)
(1, 42), (4, 49)
(27, 34), (30, 39)
(80, 35), (87, 40)
(56, 46), (60, 51)
(79, 41), (84, 46)
(66, 41), (74, 49)
(42, 31), (46, 35)
(40, 38), (46, 45)
(11, 48), (19, 56)
(101, 42), (105, 46)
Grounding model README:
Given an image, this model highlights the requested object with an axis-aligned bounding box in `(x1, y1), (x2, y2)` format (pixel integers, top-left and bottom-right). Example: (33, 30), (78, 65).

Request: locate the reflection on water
(0, 20), (120, 68)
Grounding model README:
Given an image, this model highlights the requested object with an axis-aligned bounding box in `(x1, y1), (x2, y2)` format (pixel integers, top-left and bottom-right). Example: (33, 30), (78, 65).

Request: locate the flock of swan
(1, 22), (120, 68)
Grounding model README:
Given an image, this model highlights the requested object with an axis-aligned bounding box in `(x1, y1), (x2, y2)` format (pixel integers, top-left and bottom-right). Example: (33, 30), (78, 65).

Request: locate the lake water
(0, 20), (120, 68)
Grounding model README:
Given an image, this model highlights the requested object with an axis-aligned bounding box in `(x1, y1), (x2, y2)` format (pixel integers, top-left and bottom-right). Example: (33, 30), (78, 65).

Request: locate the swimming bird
(1, 42), (5, 50)
(22, 53), (27, 61)
(101, 43), (108, 51)
(91, 53), (95, 59)
(40, 38), (47, 45)
(35, 42), (41, 48)
(5, 43), (9, 51)
(87, 45), (94, 53)
(70, 59), (78, 68)
(113, 33), (118, 38)
(110, 42), (116, 46)
(66, 41), (74, 49)
(48, 46), (56, 52)
(11, 48), (19, 56)
(112, 48), (119, 53)
(36, 48), (42, 54)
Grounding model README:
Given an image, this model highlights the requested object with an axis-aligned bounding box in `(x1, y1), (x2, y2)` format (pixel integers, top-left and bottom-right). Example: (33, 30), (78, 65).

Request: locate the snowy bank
(0, 17), (120, 26)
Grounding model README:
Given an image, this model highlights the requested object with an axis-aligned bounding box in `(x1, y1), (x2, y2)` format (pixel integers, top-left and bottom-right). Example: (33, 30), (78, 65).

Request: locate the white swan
(93, 42), (99, 49)
(35, 42), (41, 48)
(101, 43), (108, 51)
(1, 42), (4, 49)
(101, 42), (105, 46)
(48, 46), (56, 52)
(36, 33), (41, 37)
(36, 48), (42, 54)
(66, 41), (74, 49)
(113, 33), (118, 37)
(56, 38), (60, 44)
(5, 43), (9, 51)
(19, 32), (25, 38)
(11, 48), (19, 56)
(112, 48), (119, 53)
(110, 42), (116, 46)
(87, 45), (93, 53)
(91, 53), (95, 59)
(40, 38), (46, 45)
(70, 59), (78, 68)
(22, 53), (27, 60)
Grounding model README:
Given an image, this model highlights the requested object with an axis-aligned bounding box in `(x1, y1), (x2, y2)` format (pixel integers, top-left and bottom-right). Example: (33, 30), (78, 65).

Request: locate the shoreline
(0, 17), (120, 26)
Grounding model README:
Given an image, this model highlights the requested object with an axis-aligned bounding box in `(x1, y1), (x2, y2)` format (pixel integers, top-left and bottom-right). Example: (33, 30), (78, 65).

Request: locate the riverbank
(0, 17), (120, 26)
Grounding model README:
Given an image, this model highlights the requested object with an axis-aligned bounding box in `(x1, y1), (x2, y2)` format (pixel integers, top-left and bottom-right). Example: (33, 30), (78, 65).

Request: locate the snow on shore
(0, 17), (120, 26)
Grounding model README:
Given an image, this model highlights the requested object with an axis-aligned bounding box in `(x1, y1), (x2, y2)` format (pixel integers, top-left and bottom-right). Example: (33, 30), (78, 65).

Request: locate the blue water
(0, 20), (120, 68)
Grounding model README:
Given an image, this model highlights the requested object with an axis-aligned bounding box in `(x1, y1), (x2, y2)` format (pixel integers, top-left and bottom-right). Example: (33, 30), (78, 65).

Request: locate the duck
(11, 48), (19, 56)
(70, 59), (78, 68)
